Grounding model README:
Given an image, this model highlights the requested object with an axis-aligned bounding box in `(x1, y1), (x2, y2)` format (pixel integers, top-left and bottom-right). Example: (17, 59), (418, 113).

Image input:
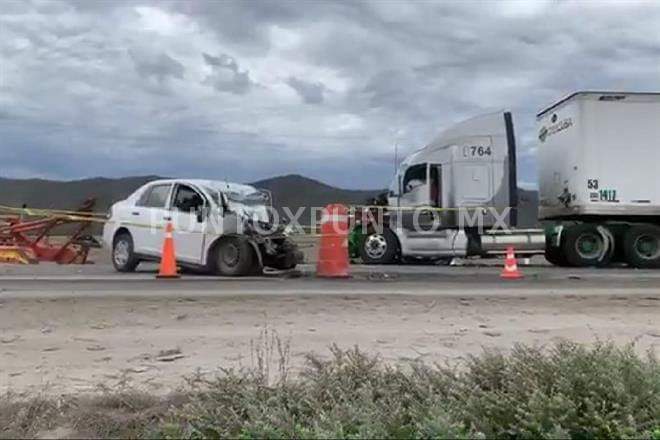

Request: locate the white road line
(1, 287), (659, 300)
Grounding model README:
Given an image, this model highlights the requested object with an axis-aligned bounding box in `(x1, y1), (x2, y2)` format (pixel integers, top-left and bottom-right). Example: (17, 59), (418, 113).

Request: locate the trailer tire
(623, 224), (660, 269)
(545, 245), (570, 267)
(112, 232), (140, 273)
(562, 224), (612, 268)
(360, 228), (399, 264)
(215, 236), (256, 276)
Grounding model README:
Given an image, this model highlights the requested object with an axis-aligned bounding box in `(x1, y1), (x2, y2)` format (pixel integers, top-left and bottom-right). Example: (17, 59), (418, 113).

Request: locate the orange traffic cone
(501, 246), (523, 279)
(157, 222), (180, 279)
(317, 204), (350, 278)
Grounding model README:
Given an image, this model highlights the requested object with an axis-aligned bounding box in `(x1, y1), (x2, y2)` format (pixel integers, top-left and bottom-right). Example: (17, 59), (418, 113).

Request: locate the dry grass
(0, 391), (187, 439)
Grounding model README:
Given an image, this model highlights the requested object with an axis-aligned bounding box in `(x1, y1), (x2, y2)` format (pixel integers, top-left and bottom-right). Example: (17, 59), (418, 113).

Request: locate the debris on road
(156, 348), (184, 362)
(1, 335), (20, 344)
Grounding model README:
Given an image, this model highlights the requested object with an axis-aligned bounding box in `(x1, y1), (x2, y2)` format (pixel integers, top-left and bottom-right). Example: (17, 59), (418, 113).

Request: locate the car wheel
(623, 224), (660, 269)
(562, 224), (612, 267)
(216, 236), (256, 276)
(112, 232), (140, 272)
(359, 228), (399, 264)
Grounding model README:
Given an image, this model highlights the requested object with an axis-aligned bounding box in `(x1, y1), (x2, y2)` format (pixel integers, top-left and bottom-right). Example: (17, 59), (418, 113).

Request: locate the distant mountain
(0, 175), (161, 213)
(0, 174), (381, 217)
(252, 174), (382, 223)
(0, 174), (538, 227)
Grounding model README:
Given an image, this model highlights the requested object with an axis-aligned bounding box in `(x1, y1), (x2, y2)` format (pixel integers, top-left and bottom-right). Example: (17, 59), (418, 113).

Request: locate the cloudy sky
(1, 0), (659, 188)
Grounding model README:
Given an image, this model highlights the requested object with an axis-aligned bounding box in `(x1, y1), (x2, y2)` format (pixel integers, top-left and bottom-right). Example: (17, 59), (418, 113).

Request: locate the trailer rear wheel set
(547, 223), (660, 269)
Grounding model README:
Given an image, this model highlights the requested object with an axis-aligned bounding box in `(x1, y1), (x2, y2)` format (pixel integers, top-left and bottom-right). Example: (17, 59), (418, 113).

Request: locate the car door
(132, 183), (173, 255)
(168, 183), (207, 264)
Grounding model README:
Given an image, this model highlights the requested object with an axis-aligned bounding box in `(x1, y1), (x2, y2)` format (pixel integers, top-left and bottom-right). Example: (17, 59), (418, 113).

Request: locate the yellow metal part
(0, 246), (37, 265)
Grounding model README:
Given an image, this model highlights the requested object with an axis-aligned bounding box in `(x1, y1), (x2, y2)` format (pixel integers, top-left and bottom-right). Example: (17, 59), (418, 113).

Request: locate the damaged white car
(103, 179), (303, 275)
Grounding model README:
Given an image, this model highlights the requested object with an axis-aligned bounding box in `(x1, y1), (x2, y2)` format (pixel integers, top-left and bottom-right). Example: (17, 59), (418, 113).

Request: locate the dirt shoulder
(2, 291), (659, 396)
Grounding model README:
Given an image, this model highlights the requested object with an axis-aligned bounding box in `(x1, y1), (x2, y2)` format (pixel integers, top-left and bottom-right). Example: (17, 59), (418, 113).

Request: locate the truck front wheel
(360, 229), (399, 264)
(562, 224), (612, 267)
(623, 224), (660, 269)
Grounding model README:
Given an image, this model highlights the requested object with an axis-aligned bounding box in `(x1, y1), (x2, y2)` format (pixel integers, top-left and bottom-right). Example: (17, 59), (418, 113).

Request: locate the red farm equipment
(0, 198), (102, 264)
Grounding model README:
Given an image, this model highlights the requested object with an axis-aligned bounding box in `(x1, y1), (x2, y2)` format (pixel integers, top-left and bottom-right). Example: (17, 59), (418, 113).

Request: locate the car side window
(136, 184), (171, 208)
(172, 184), (205, 213)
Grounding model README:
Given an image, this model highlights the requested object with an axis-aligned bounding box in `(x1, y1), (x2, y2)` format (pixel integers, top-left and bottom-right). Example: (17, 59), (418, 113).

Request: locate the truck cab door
(397, 163), (446, 232)
(399, 163), (429, 208)
(397, 163), (462, 256)
(413, 164), (445, 232)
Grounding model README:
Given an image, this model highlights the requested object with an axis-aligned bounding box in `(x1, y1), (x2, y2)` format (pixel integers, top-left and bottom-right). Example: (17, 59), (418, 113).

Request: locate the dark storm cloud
(202, 52), (254, 95)
(129, 49), (185, 83)
(286, 77), (326, 104)
(1, 0), (660, 187)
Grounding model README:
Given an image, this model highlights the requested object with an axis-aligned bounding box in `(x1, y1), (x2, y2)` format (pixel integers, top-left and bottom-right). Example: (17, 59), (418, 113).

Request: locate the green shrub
(155, 342), (659, 439)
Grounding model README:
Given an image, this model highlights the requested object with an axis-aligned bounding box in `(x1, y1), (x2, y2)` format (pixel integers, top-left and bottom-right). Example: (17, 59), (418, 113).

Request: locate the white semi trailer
(356, 91), (660, 268)
(539, 91), (660, 268)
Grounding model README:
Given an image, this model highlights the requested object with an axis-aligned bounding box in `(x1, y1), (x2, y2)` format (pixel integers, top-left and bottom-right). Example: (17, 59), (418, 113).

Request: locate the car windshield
(201, 186), (223, 207)
(203, 185), (270, 207)
(226, 190), (270, 206)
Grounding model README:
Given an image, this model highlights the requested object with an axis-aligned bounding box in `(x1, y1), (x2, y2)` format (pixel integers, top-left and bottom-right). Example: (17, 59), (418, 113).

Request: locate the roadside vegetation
(1, 340), (659, 439)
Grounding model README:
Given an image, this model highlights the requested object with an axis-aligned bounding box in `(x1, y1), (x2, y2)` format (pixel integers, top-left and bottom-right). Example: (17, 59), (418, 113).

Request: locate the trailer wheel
(545, 245), (570, 267)
(562, 224), (612, 267)
(360, 229), (399, 264)
(623, 224), (660, 269)
(112, 232), (140, 272)
(215, 236), (256, 276)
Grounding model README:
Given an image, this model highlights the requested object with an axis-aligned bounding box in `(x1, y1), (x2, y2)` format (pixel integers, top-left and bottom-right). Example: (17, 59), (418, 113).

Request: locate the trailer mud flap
(596, 225), (615, 263)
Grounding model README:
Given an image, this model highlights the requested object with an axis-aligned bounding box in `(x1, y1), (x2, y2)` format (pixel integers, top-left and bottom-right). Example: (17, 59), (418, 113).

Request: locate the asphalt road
(1, 262), (659, 299)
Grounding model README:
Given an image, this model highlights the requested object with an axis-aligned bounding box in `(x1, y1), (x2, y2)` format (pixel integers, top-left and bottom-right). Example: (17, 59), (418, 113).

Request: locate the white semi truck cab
(358, 111), (545, 264)
(356, 91), (660, 268)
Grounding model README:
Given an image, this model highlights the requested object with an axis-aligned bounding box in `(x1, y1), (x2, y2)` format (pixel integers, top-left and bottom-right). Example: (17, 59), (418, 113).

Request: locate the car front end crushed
(202, 183), (304, 272)
(241, 220), (304, 270)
